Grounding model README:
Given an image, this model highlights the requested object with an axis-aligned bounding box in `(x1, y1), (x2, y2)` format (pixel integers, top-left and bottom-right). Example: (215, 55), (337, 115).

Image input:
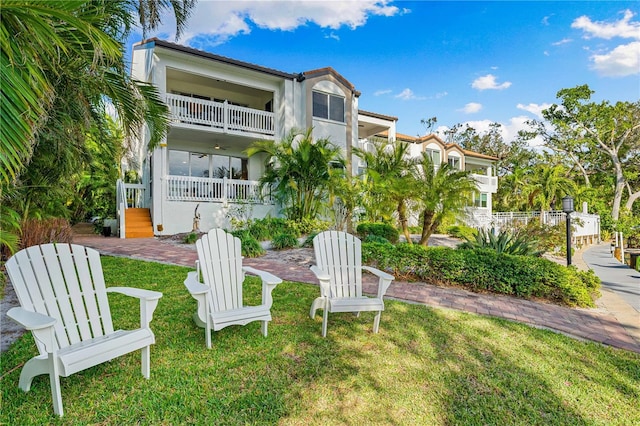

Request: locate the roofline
(375, 132), (499, 161)
(137, 38), (299, 80)
(303, 67), (361, 96)
(359, 109), (398, 122)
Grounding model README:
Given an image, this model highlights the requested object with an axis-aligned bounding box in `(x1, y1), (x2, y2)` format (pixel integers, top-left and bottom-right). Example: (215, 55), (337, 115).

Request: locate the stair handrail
(116, 179), (127, 239)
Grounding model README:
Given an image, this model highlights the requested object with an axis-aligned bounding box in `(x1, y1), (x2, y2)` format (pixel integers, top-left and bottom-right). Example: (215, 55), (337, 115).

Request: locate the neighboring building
(126, 38), (495, 237)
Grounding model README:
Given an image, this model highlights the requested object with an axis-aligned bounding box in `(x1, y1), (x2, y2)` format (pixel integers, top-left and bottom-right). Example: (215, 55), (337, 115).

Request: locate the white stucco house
(123, 38), (496, 237)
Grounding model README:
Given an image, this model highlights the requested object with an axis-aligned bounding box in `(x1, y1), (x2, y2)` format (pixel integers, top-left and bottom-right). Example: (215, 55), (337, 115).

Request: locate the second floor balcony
(471, 173), (498, 193)
(166, 93), (275, 137)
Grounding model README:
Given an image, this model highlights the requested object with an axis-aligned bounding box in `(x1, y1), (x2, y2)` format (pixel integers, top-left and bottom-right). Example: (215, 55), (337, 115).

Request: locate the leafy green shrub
(446, 224), (477, 240)
(183, 232), (198, 244)
(230, 230), (265, 257)
(362, 242), (600, 307)
(301, 232), (318, 248)
(271, 232), (298, 250)
(357, 222), (399, 244)
(458, 228), (544, 257)
(363, 234), (392, 244)
(288, 218), (331, 235)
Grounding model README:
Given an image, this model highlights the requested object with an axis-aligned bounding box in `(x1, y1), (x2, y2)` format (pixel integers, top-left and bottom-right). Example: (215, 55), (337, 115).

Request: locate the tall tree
(534, 85), (640, 220)
(412, 154), (477, 245)
(525, 163), (577, 215)
(246, 129), (344, 222)
(0, 0), (197, 185)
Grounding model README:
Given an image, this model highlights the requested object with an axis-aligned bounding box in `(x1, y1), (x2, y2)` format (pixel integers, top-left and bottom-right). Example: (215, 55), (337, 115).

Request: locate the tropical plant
(353, 138), (418, 242)
(0, 0), (196, 253)
(246, 128), (344, 222)
(412, 154), (478, 246)
(458, 228), (544, 257)
(525, 163), (577, 215)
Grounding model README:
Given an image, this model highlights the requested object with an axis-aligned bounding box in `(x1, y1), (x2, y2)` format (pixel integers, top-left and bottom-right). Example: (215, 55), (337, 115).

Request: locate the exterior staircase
(124, 208), (154, 238)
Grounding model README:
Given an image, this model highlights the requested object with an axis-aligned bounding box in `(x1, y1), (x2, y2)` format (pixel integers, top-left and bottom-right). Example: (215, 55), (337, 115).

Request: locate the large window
(169, 150), (247, 179)
(448, 156), (461, 170)
(425, 148), (441, 165)
(313, 91), (345, 123)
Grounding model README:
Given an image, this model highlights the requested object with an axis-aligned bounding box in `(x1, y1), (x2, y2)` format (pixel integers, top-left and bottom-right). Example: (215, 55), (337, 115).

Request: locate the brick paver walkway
(69, 234), (640, 353)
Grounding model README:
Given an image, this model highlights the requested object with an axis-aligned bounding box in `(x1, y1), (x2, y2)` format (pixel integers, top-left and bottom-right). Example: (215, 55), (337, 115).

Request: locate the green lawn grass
(2, 256), (639, 425)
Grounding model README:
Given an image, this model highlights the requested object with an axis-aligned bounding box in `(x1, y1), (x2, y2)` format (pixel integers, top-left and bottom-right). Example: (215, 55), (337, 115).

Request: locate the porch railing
(166, 175), (273, 204)
(471, 173), (498, 190)
(165, 94), (275, 136)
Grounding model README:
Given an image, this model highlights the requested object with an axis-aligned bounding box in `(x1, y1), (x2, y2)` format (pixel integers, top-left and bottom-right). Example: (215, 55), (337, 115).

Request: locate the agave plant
(458, 228), (544, 257)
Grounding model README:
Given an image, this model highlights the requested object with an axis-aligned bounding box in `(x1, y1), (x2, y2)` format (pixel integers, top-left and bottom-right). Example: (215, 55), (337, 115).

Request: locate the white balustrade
(165, 94), (274, 136)
(166, 176), (272, 204)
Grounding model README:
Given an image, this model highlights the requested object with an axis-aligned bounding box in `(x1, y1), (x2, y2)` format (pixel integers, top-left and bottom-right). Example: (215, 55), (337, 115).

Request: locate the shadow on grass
(1, 256), (639, 424)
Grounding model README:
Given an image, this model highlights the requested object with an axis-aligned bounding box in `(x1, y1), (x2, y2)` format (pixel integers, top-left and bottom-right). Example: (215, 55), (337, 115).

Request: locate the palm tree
(526, 164), (577, 217)
(0, 0), (196, 253)
(413, 154), (478, 246)
(353, 138), (418, 243)
(246, 129), (344, 222)
(1, 0), (197, 185)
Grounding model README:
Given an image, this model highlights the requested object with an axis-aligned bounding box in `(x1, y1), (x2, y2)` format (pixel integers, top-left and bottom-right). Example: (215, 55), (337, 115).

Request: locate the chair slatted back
(196, 229), (244, 312)
(313, 231), (362, 298)
(6, 244), (114, 354)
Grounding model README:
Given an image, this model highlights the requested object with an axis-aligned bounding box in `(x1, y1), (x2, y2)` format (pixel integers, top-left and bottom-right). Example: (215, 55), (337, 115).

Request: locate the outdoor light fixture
(562, 195), (574, 266)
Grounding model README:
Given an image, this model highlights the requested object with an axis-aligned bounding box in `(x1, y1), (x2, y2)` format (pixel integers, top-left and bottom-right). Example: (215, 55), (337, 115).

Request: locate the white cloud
(459, 102), (483, 114)
(516, 103), (552, 119)
(590, 41), (640, 77)
(374, 89), (392, 96)
(325, 32), (340, 41)
(157, 1), (403, 45)
(394, 88), (425, 100)
(570, 10), (640, 77)
(471, 74), (512, 91)
(571, 9), (640, 40)
(435, 116), (544, 148)
(552, 38), (572, 46)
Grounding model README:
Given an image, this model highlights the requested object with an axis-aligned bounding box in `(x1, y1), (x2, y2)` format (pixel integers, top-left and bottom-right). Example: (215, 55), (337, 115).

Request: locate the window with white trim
(448, 156), (461, 170)
(426, 148), (441, 165)
(312, 91), (345, 123)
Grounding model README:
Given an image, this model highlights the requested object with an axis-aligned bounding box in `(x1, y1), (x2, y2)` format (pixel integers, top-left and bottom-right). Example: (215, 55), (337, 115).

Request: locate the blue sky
(138, 1), (640, 143)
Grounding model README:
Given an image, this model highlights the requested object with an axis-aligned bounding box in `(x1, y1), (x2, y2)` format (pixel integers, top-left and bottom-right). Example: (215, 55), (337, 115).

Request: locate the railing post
(223, 100), (228, 132)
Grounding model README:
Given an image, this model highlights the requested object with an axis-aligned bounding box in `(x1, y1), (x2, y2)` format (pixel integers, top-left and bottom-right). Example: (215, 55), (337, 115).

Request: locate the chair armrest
(242, 266), (282, 286)
(107, 287), (163, 301)
(243, 266), (282, 309)
(310, 265), (331, 297)
(107, 287), (163, 328)
(7, 307), (57, 352)
(7, 307), (56, 331)
(184, 271), (210, 295)
(362, 266), (395, 298)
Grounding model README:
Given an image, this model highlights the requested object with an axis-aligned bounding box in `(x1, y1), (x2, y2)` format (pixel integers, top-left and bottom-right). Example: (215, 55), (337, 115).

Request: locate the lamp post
(562, 196), (574, 266)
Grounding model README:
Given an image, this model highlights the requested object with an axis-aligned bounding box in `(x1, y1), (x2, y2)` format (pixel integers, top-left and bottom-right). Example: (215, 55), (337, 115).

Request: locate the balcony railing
(166, 175), (273, 204)
(165, 94), (275, 136)
(471, 173), (498, 193)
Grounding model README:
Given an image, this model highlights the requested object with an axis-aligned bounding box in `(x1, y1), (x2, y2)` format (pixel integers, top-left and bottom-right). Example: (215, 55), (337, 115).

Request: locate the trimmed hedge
(356, 222), (399, 243)
(362, 243), (600, 308)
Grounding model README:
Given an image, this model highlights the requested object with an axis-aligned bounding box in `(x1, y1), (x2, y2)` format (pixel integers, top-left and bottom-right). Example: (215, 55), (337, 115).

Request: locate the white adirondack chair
(310, 231), (395, 337)
(5, 243), (162, 417)
(184, 229), (282, 348)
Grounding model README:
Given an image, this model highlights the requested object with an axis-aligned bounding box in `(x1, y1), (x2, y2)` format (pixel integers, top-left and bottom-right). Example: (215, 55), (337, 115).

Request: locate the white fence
(467, 210), (601, 245)
(166, 176), (273, 204)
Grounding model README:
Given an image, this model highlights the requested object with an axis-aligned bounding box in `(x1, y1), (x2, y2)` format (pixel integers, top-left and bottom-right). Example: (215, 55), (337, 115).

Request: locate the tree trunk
(625, 188), (640, 212)
(612, 159), (624, 221)
(419, 210), (435, 246)
(397, 200), (412, 245)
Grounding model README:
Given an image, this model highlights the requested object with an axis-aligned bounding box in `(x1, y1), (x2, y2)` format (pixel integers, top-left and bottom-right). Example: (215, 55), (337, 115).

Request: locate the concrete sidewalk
(2, 232), (639, 353)
(580, 243), (640, 351)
